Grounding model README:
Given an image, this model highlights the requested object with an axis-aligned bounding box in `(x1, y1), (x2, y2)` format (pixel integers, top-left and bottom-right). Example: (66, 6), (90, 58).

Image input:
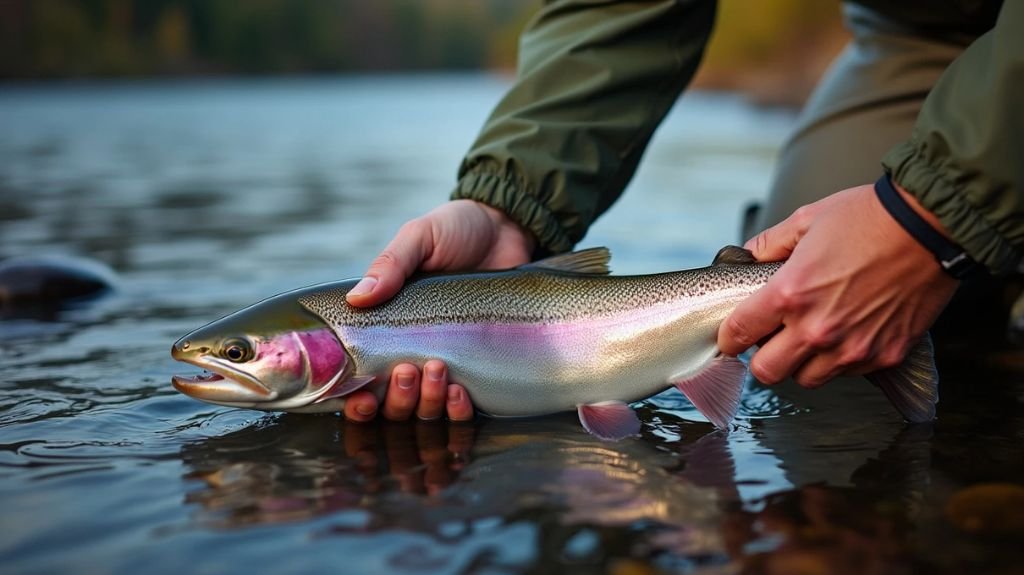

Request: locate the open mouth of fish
(171, 367), (276, 403)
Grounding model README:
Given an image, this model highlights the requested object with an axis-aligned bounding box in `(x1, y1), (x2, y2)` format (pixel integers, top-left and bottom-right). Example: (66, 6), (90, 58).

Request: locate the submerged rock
(0, 255), (116, 311)
(945, 483), (1024, 536)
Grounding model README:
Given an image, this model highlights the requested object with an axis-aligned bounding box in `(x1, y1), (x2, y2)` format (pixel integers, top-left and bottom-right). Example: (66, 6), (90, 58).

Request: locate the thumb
(346, 224), (429, 308)
(744, 205), (814, 262)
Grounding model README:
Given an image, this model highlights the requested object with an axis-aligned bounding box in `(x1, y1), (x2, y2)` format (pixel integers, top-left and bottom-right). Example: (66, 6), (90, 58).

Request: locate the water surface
(1, 76), (1022, 574)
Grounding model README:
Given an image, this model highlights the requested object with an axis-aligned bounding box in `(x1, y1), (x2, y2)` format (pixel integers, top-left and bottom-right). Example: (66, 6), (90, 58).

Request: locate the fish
(171, 246), (938, 440)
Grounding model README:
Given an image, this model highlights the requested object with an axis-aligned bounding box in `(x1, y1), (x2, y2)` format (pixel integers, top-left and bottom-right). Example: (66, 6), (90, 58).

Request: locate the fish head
(171, 285), (364, 411)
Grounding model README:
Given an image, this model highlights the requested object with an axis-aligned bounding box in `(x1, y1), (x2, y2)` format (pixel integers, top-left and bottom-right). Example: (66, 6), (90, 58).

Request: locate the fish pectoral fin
(577, 401), (641, 441)
(314, 375), (376, 403)
(523, 247), (611, 275)
(671, 355), (746, 429)
(866, 334), (938, 423)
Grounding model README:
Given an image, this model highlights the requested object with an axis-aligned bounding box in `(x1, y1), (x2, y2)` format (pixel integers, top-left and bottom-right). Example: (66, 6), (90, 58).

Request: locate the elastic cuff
(451, 168), (574, 255)
(874, 174), (981, 279)
(883, 140), (1021, 275)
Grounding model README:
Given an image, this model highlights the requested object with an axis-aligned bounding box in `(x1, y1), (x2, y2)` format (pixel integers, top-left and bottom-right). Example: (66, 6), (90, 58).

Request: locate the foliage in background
(696, 0), (847, 105)
(0, 0), (845, 103)
(0, 0), (539, 77)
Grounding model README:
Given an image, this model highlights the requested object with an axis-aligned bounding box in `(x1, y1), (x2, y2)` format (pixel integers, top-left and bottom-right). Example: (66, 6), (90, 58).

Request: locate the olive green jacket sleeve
(883, 1), (1024, 275)
(450, 0), (717, 255)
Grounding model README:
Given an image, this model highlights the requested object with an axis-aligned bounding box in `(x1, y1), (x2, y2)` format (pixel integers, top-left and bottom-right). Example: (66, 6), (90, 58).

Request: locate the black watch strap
(874, 174), (981, 279)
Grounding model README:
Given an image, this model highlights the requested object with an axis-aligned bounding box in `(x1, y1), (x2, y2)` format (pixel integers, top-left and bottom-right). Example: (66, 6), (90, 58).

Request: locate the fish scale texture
(299, 263), (780, 328)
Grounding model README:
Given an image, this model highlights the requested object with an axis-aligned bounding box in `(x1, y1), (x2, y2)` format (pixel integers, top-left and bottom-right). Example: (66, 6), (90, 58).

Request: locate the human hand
(345, 199), (535, 307)
(343, 360), (475, 423)
(344, 200), (535, 421)
(718, 183), (960, 388)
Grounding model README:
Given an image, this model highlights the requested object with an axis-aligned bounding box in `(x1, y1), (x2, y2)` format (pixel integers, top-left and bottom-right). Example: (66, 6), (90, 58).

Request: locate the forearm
(452, 0), (717, 255)
(882, 1), (1024, 275)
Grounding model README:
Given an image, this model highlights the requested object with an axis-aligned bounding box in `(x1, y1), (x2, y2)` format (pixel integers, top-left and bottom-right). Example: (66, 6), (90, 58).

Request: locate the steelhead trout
(171, 246), (938, 440)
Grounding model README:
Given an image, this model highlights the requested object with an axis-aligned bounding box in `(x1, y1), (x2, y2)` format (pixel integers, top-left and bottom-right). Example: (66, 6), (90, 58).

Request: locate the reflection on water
(1, 77), (1022, 574)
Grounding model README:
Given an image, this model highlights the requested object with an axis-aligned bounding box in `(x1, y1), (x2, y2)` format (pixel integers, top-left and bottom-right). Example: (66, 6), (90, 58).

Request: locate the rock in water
(0, 255), (116, 309)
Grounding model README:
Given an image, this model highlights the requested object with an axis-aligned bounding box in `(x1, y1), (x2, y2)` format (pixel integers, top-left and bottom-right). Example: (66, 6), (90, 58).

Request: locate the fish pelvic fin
(712, 245), (757, 266)
(672, 355), (746, 429)
(524, 247), (611, 275)
(866, 334), (938, 423)
(577, 401), (641, 441)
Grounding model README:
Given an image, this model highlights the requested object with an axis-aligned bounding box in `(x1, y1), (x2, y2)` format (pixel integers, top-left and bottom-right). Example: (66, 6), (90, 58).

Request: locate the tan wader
(754, 5), (971, 233)
(751, 5), (1021, 347)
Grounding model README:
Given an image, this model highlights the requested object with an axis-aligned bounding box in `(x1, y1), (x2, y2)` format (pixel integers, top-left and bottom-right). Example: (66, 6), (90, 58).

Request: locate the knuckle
(791, 205), (814, 227)
(774, 282), (805, 312)
(723, 315), (756, 348)
(803, 323), (841, 350)
(752, 232), (770, 258)
(372, 249), (404, 272)
(875, 346), (906, 370)
(749, 358), (782, 385)
(837, 341), (872, 368)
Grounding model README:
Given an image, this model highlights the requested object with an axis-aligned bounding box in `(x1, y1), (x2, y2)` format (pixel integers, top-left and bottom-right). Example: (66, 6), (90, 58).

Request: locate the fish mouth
(171, 361), (277, 404)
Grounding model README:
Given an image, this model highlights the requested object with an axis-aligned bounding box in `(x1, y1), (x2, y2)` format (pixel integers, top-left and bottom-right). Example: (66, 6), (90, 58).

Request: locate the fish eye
(221, 338), (254, 363)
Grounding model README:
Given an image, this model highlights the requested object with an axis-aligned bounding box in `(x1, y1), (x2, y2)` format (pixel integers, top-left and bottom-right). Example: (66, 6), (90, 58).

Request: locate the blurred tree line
(0, 0), (538, 78)
(1, 0), (845, 105)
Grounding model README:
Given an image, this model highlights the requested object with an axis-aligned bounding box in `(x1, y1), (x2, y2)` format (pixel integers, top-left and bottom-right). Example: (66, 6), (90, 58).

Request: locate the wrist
(475, 201), (537, 255)
(890, 181), (953, 240)
(873, 174), (981, 279)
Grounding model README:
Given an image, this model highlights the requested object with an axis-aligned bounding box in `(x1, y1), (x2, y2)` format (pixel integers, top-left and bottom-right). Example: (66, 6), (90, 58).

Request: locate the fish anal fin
(712, 245), (757, 266)
(524, 248), (611, 275)
(866, 334), (938, 423)
(672, 355), (746, 429)
(314, 375), (376, 403)
(577, 401), (641, 441)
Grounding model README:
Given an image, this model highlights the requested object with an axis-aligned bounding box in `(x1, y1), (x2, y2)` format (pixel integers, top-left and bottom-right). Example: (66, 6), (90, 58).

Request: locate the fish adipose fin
(525, 247), (611, 275)
(712, 245), (757, 266)
(577, 401), (641, 441)
(866, 334), (939, 423)
(314, 375), (376, 403)
(671, 355), (746, 429)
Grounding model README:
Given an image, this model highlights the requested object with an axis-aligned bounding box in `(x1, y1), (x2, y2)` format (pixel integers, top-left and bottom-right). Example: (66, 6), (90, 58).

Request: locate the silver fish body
(300, 260), (777, 416)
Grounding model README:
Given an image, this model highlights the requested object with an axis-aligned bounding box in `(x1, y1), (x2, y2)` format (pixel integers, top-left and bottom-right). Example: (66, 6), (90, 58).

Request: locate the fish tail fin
(672, 355), (746, 429)
(866, 334), (939, 423)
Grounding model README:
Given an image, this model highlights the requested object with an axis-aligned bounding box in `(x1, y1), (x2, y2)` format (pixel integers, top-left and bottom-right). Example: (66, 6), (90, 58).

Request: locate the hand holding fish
(342, 199), (534, 422)
(345, 199), (535, 307)
(718, 183), (960, 388)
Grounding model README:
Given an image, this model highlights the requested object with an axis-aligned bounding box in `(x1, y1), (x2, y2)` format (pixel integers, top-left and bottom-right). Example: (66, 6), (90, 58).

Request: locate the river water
(1, 76), (1022, 574)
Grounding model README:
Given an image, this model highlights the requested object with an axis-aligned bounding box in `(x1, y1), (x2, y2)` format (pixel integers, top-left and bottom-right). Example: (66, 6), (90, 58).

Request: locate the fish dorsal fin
(524, 247), (611, 275)
(712, 245), (757, 266)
